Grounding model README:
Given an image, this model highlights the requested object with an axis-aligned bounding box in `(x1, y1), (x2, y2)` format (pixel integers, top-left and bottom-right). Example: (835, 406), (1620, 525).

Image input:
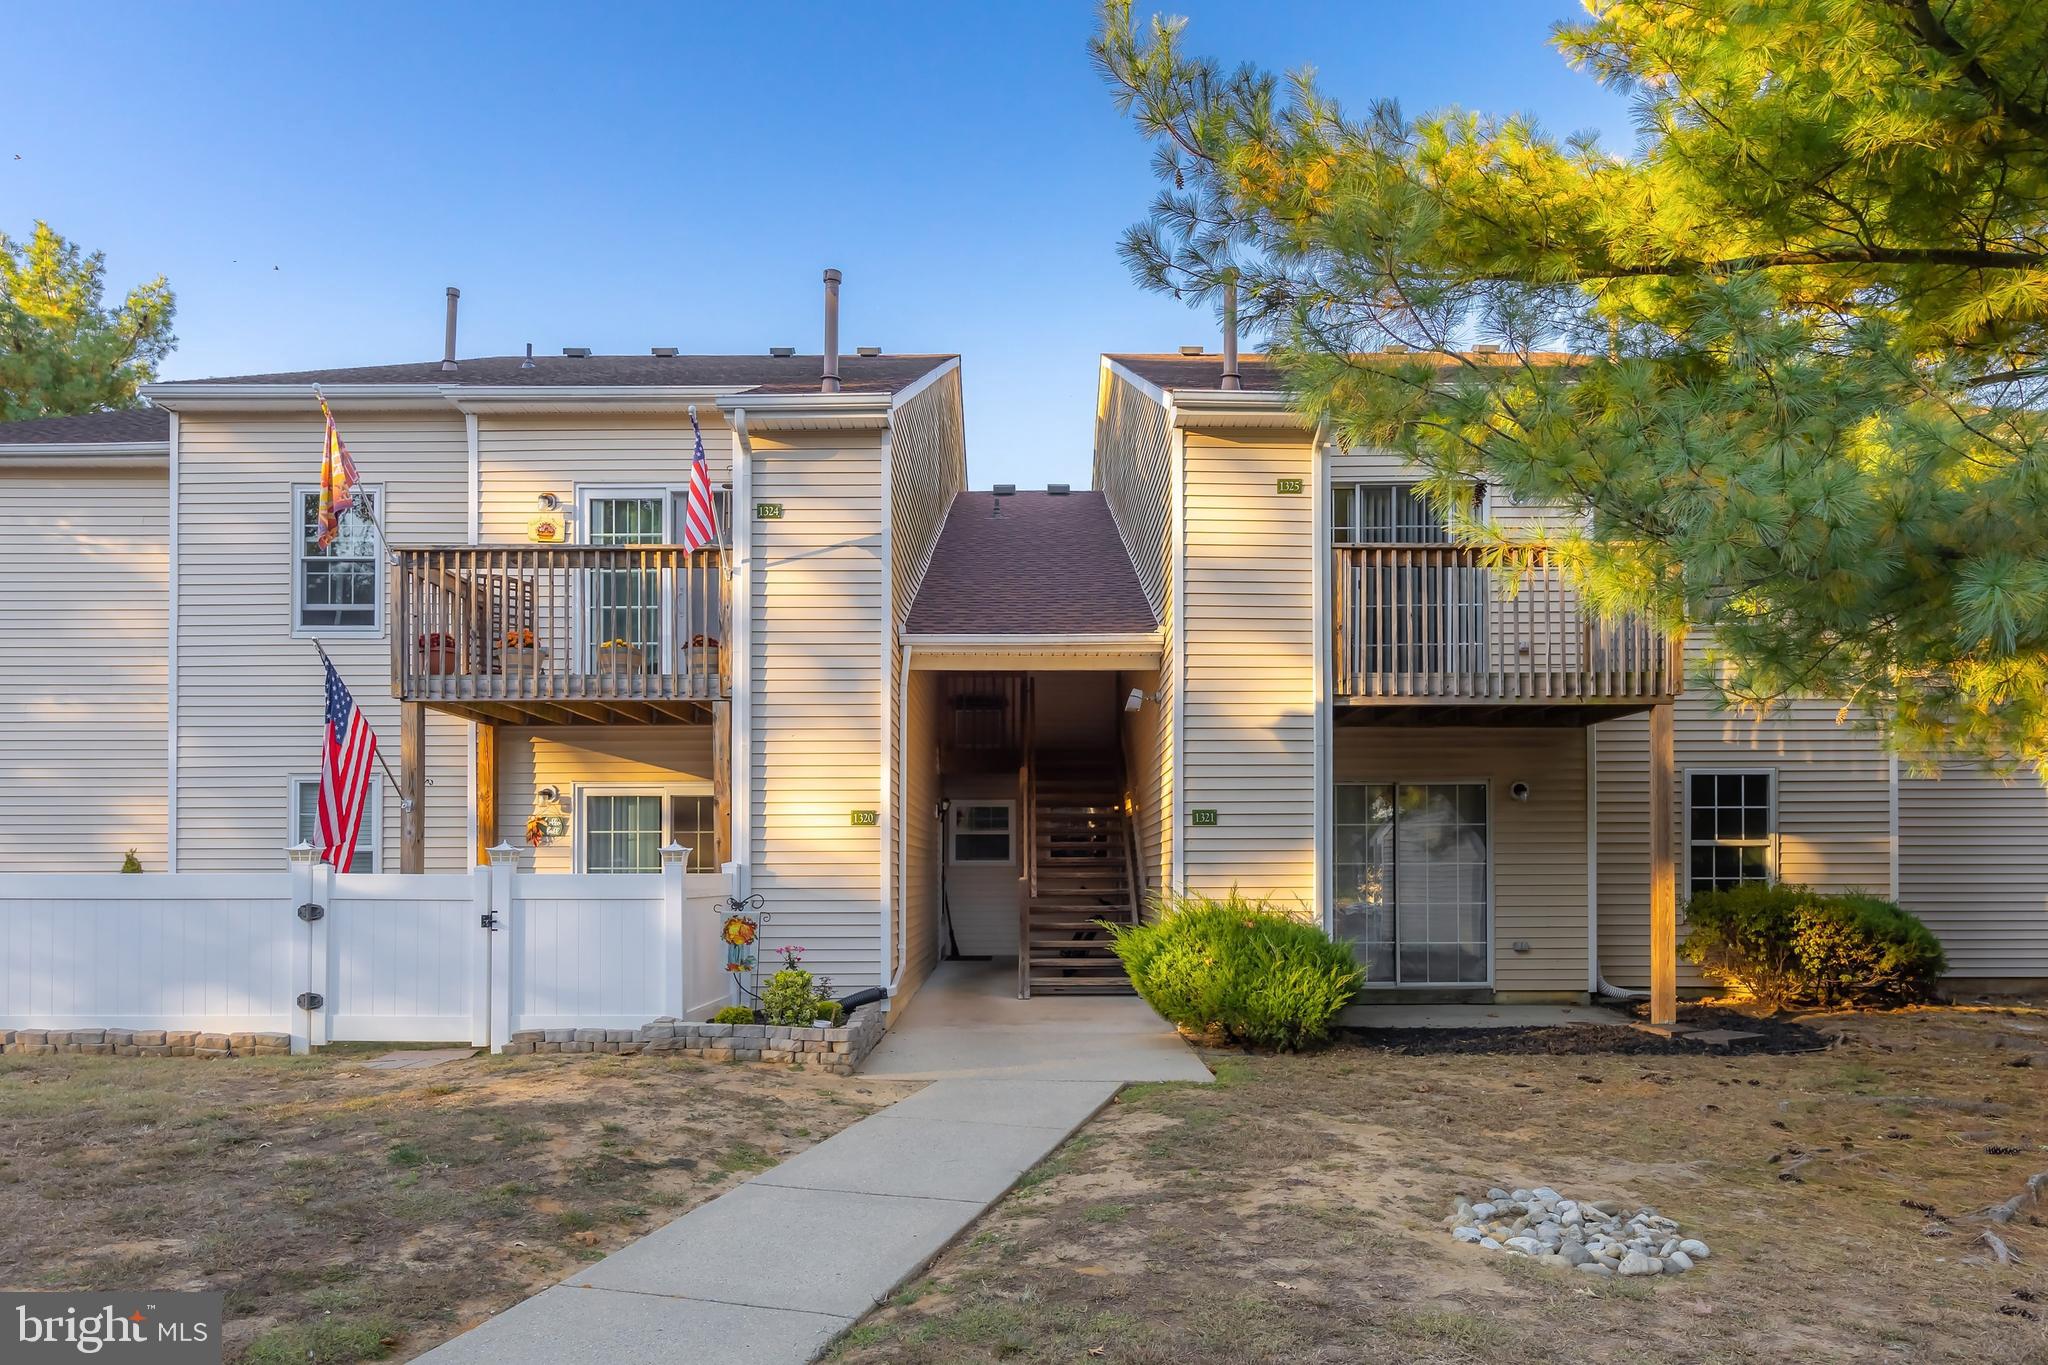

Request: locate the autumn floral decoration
(721, 911), (759, 974)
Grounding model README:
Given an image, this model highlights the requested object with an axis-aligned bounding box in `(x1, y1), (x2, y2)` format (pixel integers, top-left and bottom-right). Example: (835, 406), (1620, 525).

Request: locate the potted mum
(417, 631), (459, 675)
(499, 628), (548, 674)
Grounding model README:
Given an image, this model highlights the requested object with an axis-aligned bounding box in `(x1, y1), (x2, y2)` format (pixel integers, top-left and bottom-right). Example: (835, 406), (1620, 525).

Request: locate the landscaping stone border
(501, 1003), (887, 1076)
(0, 1028), (291, 1058)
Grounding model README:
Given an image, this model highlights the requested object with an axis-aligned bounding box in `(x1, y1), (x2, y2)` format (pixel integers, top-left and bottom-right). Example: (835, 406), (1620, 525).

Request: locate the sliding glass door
(1333, 782), (1490, 984)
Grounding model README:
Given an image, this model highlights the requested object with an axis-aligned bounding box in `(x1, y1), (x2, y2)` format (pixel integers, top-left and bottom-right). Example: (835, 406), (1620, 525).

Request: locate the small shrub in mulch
(1343, 1005), (1834, 1057)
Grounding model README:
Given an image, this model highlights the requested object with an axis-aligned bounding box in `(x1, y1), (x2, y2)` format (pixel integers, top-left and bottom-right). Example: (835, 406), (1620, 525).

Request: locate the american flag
(318, 653), (378, 872)
(315, 392), (361, 550)
(683, 407), (718, 553)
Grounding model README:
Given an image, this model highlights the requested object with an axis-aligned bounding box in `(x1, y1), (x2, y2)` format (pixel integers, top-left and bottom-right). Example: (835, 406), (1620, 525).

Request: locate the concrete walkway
(415, 964), (1206, 1364)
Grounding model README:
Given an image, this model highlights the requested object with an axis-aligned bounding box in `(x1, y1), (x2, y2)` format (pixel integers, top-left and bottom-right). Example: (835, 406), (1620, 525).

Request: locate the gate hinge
(296, 991), (324, 1011)
(296, 902), (325, 923)
(480, 911), (500, 931)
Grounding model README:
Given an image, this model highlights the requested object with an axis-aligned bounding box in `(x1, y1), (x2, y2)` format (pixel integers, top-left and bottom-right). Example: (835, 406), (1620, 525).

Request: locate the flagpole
(310, 639), (411, 810)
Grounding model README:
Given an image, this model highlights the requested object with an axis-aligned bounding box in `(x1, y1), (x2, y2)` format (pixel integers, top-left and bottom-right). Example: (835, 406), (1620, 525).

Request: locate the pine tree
(1095, 0), (2048, 768)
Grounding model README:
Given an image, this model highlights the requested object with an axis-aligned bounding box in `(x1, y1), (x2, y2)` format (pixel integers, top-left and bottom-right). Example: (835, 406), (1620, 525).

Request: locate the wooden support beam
(474, 720), (497, 865)
(712, 698), (732, 867)
(401, 701), (428, 874)
(1648, 699), (1677, 1025)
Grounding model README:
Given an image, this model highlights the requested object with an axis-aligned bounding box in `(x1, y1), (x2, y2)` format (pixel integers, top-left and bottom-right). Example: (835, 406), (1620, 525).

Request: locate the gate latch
(480, 911), (500, 931)
(296, 992), (324, 1011)
(296, 902), (325, 923)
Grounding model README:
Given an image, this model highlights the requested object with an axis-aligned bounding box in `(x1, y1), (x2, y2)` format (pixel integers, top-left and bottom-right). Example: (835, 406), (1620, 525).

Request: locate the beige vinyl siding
(887, 367), (966, 615)
(885, 369), (966, 1005)
(1119, 666), (1170, 909)
(494, 725), (715, 873)
(1899, 766), (2048, 979)
(1180, 432), (1317, 908)
(748, 430), (886, 988)
(175, 411), (469, 872)
(1595, 690), (1893, 990)
(475, 413), (734, 543)
(1336, 726), (1589, 994)
(0, 465), (168, 871)
(1094, 365), (1173, 619)
(898, 669), (942, 997)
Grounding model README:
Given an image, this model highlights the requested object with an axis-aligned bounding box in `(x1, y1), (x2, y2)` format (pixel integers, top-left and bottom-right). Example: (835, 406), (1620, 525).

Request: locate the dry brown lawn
(0, 1046), (917, 1363)
(834, 1007), (2048, 1364)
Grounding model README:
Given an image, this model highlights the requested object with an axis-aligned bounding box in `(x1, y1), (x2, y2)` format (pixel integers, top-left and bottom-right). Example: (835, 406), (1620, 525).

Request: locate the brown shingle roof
(905, 491), (1158, 636)
(0, 407), (170, 445)
(154, 353), (954, 395)
(1107, 350), (1590, 392)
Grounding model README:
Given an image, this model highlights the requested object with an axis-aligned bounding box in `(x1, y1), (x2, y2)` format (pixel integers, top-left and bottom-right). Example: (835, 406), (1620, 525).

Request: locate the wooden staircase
(1021, 755), (1139, 997)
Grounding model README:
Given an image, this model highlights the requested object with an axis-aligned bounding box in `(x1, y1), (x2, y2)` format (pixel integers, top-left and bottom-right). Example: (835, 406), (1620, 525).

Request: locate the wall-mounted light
(537, 785), (561, 805)
(1124, 688), (1145, 712)
(537, 492), (560, 511)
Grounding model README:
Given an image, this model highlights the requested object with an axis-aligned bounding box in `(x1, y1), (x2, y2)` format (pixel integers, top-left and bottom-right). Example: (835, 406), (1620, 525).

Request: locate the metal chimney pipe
(821, 268), (842, 393)
(1220, 277), (1241, 391)
(442, 287), (460, 372)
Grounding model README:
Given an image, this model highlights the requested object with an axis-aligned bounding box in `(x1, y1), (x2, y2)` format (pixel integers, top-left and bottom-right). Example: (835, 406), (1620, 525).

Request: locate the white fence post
(488, 843), (518, 1051)
(286, 844), (318, 1055)
(660, 844), (691, 1021)
(308, 854), (334, 1048)
(469, 858), (493, 1049)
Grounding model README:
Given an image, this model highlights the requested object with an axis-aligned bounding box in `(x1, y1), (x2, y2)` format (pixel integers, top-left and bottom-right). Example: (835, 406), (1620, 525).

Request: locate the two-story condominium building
(2, 325), (2045, 1015)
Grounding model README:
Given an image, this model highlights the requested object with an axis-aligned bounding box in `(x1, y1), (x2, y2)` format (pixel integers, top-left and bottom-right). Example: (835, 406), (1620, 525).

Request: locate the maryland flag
(315, 391), (361, 549)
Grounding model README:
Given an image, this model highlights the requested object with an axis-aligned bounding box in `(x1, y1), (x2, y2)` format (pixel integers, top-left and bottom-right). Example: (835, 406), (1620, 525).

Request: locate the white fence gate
(0, 844), (732, 1053)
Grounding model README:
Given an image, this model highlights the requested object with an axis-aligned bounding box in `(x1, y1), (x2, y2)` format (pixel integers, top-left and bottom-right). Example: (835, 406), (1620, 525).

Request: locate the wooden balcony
(392, 545), (727, 725)
(1333, 544), (1680, 723)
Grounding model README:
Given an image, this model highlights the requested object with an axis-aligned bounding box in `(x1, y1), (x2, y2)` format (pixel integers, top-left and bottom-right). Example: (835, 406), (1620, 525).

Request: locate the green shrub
(1106, 890), (1362, 1050)
(1682, 883), (1946, 1008)
(119, 849), (143, 873)
(1791, 892), (1946, 1005)
(810, 1000), (846, 1028)
(711, 1006), (757, 1025)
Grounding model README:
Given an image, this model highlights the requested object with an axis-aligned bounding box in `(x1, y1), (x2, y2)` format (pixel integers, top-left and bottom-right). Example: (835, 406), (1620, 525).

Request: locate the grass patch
(242, 1314), (398, 1364)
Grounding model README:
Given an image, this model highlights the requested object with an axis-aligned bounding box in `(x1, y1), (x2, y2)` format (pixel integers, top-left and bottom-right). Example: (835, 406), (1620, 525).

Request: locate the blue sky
(2, 2), (1629, 487)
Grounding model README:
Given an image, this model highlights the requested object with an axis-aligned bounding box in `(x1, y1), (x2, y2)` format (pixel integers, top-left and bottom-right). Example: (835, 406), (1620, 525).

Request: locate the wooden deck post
(401, 701), (427, 874)
(474, 720), (497, 865)
(1648, 698), (1677, 1025)
(712, 699), (732, 867)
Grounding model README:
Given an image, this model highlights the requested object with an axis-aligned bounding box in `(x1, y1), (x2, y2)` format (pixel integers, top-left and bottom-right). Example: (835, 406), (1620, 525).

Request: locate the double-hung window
(578, 786), (717, 873)
(289, 775), (379, 873)
(949, 802), (1015, 864)
(1686, 770), (1775, 896)
(293, 485), (384, 634)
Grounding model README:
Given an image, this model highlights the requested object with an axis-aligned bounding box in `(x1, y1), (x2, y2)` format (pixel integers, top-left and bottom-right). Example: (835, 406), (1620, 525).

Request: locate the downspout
(166, 410), (180, 872)
(878, 408), (897, 993)
(1587, 724), (1646, 1002)
(896, 641), (913, 987)
(729, 408), (754, 905)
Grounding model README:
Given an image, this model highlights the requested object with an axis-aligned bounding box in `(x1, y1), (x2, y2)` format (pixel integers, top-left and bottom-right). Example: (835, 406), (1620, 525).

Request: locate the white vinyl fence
(0, 844), (732, 1053)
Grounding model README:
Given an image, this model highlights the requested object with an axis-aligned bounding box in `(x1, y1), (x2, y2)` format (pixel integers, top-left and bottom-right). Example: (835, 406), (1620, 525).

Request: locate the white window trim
(573, 483), (733, 545)
(290, 482), (387, 638)
(571, 781), (714, 874)
(949, 799), (1017, 866)
(288, 772), (381, 873)
(1682, 767), (1779, 897)
(1335, 778), (1495, 990)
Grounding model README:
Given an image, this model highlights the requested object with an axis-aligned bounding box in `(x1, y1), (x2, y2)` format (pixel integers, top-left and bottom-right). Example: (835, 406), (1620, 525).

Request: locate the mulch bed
(1342, 1003), (1835, 1057)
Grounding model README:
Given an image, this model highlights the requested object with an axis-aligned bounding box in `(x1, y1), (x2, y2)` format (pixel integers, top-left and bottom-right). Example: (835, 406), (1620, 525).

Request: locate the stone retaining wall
(1, 1028), (292, 1058)
(501, 1003), (887, 1076)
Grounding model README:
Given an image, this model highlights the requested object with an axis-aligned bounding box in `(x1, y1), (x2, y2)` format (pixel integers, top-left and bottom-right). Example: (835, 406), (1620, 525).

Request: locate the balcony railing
(393, 545), (727, 712)
(1333, 544), (1679, 704)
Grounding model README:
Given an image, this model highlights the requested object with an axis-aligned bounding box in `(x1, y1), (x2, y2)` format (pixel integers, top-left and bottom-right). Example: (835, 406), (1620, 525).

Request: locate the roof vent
(562, 347), (591, 358)
(769, 346), (795, 358)
(857, 346), (881, 357)
(651, 346), (679, 357)
(1047, 483), (1071, 495)
(1471, 343), (1500, 355)
(1179, 344), (1204, 356)
(520, 342), (535, 370)
(993, 483), (1016, 496)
